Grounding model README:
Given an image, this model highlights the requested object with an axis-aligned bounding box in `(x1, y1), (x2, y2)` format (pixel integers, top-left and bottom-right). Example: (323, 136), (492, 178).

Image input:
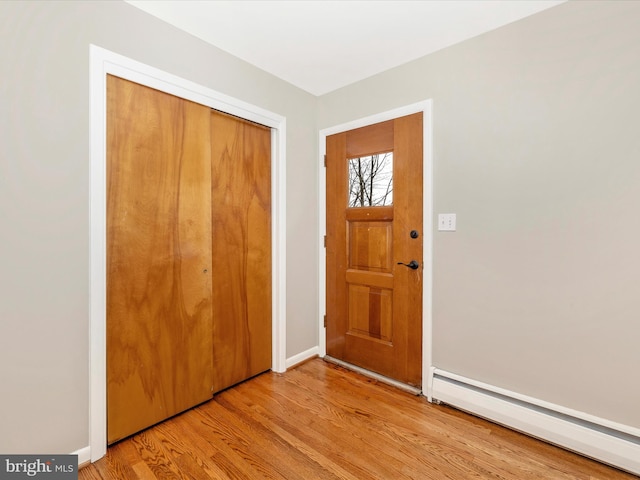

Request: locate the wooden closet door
(106, 75), (213, 444)
(210, 111), (272, 392)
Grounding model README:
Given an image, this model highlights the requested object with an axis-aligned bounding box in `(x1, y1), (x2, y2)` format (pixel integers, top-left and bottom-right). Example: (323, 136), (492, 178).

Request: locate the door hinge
(323, 235), (327, 248)
(324, 315), (327, 328)
(324, 154), (327, 167)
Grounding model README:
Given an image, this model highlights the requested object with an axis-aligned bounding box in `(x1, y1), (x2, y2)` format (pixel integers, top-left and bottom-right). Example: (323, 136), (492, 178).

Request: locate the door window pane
(348, 152), (393, 207)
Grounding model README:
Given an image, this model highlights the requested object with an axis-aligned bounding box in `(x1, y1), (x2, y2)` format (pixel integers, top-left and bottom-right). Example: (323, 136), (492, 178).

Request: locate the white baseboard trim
(431, 370), (640, 476)
(72, 446), (91, 467)
(286, 346), (319, 369)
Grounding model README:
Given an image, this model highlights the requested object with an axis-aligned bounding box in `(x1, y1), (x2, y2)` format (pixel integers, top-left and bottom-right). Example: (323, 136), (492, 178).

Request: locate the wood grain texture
(345, 119), (394, 158)
(210, 110), (272, 393)
(106, 75), (214, 444)
(391, 112), (423, 386)
(348, 221), (392, 271)
(326, 114), (423, 386)
(81, 359), (636, 480)
(326, 132), (348, 359)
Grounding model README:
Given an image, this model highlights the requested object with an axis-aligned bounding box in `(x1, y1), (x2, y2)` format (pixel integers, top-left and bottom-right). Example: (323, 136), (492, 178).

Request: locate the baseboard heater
(429, 368), (640, 476)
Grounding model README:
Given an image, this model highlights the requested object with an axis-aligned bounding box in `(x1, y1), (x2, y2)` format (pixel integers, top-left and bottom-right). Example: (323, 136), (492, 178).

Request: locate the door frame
(318, 101), (433, 394)
(89, 45), (287, 461)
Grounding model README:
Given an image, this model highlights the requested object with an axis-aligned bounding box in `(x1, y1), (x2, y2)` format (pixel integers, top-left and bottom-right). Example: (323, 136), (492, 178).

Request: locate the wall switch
(438, 213), (456, 231)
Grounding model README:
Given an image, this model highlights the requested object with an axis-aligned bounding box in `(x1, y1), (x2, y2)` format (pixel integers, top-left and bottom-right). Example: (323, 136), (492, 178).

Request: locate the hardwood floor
(81, 359), (636, 479)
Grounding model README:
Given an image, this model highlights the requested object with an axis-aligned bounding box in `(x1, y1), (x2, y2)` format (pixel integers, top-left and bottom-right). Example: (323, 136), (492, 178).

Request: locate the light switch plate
(438, 213), (456, 231)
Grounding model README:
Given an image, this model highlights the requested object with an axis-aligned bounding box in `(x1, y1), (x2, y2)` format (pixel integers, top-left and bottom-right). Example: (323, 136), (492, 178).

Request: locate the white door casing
(317, 101), (434, 395)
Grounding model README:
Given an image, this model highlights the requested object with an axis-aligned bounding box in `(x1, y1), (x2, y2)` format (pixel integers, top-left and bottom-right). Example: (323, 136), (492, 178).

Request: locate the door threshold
(323, 355), (422, 396)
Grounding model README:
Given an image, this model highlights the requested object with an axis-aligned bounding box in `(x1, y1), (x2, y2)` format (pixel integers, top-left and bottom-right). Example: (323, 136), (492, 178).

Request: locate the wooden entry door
(326, 113), (423, 387)
(106, 76), (272, 444)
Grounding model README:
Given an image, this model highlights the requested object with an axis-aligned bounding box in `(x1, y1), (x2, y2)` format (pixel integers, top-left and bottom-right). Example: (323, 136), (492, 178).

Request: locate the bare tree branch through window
(348, 152), (393, 207)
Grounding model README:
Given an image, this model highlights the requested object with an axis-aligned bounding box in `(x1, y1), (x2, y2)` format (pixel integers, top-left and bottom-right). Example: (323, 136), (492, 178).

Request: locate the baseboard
(286, 346), (319, 369)
(72, 446), (91, 468)
(430, 370), (640, 476)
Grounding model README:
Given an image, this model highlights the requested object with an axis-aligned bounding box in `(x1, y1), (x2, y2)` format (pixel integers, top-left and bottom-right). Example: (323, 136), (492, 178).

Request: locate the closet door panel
(211, 111), (272, 392)
(106, 75), (213, 444)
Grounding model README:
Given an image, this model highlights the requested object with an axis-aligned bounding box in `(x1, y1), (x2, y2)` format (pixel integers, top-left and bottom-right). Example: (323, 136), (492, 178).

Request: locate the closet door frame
(89, 45), (287, 462)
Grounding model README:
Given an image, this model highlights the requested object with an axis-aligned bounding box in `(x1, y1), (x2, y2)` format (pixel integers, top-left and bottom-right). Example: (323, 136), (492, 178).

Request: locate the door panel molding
(90, 45), (287, 461)
(318, 100), (433, 392)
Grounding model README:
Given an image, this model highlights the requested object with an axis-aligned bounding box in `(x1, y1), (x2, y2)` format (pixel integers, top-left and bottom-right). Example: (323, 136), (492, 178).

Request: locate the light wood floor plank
(81, 359), (637, 479)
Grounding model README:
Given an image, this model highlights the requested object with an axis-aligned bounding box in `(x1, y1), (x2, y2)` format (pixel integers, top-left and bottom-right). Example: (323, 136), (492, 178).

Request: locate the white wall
(0, 0), (318, 454)
(319, 0), (640, 429)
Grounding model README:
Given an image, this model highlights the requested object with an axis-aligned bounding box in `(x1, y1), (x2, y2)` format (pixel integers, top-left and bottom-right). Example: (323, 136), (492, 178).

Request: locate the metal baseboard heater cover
(430, 369), (640, 476)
